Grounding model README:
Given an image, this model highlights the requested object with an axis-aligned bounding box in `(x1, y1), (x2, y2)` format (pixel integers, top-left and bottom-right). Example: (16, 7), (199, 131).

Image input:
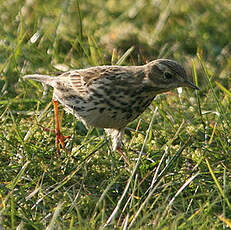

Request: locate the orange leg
(116, 147), (130, 166)
(53, 99), (65, 152)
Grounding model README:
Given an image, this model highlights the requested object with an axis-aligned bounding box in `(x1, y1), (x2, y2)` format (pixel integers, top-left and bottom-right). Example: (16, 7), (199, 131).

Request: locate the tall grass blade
(116, 46), (134, 65)
(46, 202), (63, 230)
(206, 159), (231, 209)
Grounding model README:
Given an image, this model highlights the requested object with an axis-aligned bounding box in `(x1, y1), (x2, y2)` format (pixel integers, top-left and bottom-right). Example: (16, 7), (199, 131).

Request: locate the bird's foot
(39, 124), (70, 153)
(56, 129), (65, 153)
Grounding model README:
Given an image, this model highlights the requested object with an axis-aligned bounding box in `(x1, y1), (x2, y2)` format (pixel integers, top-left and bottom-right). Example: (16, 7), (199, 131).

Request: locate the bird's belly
(63, 99), (153, 129)
(62, 101), (134, 129)
(80, 109), (129, 129)
(55, 88), (155, 129)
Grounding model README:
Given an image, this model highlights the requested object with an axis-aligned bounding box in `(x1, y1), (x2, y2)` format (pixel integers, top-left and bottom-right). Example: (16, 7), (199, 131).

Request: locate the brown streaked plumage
(24, 59), (199, 152)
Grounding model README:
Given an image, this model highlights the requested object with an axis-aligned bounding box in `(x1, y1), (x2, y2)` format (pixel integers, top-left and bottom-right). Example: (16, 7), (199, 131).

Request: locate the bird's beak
(184, 80), (200, 90)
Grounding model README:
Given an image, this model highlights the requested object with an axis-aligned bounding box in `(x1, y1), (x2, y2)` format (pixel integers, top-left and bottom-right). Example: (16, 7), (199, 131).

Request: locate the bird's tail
(23, 74), (55, 85)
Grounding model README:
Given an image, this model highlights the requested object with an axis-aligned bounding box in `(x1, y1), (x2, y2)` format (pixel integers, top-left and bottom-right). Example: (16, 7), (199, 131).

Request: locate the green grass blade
(206, 159), (231, 210)
(197, 54), (230, 129)
(116, 46), (134, 65)
(215, 81), (231, 98)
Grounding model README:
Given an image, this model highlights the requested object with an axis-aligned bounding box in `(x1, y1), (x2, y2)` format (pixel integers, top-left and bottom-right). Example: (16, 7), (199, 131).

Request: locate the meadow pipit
(24, 59), (199, 154)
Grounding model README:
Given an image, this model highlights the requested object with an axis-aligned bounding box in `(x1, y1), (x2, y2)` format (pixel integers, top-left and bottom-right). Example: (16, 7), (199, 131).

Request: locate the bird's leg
(105, 128), (130, 165)
(53, 99), (65, 152)
(116, 146), (130, 166)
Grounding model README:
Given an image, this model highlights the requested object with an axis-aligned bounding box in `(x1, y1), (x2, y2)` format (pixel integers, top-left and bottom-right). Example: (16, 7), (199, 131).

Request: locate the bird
(24, 59), (199, 156)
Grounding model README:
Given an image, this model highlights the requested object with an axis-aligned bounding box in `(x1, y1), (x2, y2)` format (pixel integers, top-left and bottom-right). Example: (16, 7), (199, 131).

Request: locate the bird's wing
(67, 65), (145, 96)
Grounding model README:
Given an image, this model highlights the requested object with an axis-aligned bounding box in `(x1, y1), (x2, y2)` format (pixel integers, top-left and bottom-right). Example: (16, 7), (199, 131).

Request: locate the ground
(0, 0), (231, 229)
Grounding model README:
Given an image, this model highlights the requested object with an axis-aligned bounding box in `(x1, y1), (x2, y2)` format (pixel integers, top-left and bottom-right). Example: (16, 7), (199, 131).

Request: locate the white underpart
(105, 129), (124, 151)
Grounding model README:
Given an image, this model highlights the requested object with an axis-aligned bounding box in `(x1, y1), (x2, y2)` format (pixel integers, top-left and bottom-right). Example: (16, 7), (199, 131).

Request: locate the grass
(1, 0), (231, 229)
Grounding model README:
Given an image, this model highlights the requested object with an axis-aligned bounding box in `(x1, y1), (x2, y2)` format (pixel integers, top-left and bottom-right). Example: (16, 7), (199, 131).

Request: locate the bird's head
(147, 59), (199, 92)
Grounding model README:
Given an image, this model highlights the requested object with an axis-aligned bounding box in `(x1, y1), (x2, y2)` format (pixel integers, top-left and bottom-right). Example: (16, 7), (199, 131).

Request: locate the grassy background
(1, 0), (231, 229)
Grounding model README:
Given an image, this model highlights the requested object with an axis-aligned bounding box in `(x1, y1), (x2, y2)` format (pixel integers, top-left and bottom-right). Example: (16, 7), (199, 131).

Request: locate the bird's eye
(164, 72), (173, 80)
